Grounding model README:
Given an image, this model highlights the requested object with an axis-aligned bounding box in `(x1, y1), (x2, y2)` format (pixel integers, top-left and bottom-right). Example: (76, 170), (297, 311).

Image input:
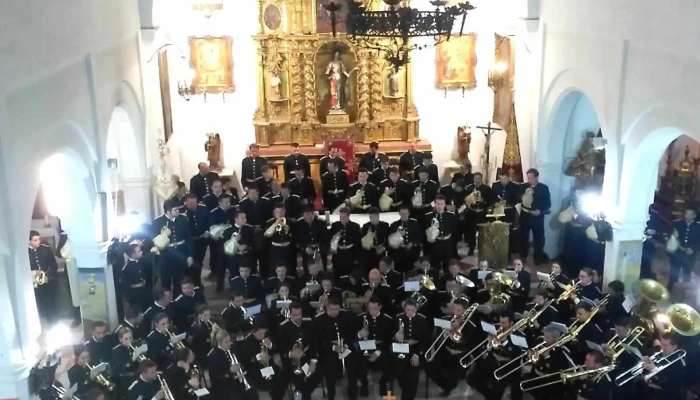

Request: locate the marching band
(29, 148), (700, 400)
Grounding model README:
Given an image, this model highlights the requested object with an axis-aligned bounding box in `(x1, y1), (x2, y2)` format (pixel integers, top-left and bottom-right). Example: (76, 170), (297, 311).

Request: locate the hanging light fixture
(324, 0), (475, 69)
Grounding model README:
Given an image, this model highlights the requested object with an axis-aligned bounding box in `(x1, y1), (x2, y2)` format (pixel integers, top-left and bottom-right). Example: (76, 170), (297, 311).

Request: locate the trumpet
(208, 320), (223, 345)
(86, 363), (116, 391)
(292, 338), (305, 375)
(227, 348), (252, 390)
(425, 303), (479, 362)
(280, 295), (291, 319)
(615, 350), (663, 386)
(128, 344), (148, 362)
(53, 384), (81, 400)
(396, 320), (406, 360)
(157, 373), (175, 400)
(362, 316), (370, 356)
(260, 342), (273, 380)
(316, 291), (329, 315)
(166, 329), (186, 350)
(520, 364), (616, 391)
(275, 217), (287, 232)
(336, 332), (346, 374)
(556, 279), (581, 302)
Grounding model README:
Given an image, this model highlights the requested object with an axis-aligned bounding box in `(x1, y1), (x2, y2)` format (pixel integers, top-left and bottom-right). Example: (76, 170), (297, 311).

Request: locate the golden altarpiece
(253, 0), (430, 182)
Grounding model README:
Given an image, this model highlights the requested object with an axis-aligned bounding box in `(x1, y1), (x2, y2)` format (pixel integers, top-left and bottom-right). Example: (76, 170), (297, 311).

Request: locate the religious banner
(188, 36), (235, 94)
(435, 33), (477, 89)
(501, 103), (523, 182)
(493, 34), (515, 126)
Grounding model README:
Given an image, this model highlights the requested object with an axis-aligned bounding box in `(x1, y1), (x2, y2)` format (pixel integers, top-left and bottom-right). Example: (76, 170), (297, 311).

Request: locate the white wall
(0, 0), (146, 393)
(149, 0), (539, 184)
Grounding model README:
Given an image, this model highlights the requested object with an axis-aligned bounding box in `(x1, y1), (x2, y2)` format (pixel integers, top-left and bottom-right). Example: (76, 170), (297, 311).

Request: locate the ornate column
(603, 219), (646, 290)
(369, 57), (383, 122)
(301, 43), (318, 125)
(356, 52), (371, 125)
(289, 52), (304, 125)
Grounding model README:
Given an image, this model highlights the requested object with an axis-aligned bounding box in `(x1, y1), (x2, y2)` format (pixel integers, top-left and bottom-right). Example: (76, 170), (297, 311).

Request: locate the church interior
(5, 0), (700, 399)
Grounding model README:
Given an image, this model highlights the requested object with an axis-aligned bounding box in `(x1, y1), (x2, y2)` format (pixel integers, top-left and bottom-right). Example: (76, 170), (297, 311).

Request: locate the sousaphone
(631, 279), (669, 333)
(666, 303), (700, 336)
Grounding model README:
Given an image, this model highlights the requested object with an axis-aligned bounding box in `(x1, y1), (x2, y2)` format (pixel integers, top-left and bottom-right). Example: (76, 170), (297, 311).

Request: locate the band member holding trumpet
(321, 159), (350, 212)
(111, 327), (143, 394)
(222, 292), (253, 339)
(463, 172), (492, 256)
(152, 198), (194, 297)
(240, 322), (288, 400)
(669, 208), (700, 290)
(173, 277), (207, 331)
(295, 205), (329, 270)
(329, 207), (361, 277)
(361, 208), (390, 271)
(424, 194), (459, 271)
(264, 203), (295, 276)
(316, 296), (360, 400)
(222, 211), (255, 284)
(519, 168), (551, 265)
(146, 313), (178, 370)
(279, 302), (321, 400)
(356, 296), (394, 396)
(346, 168), (380, 213)
(164, 348), (201, 400)
(388, 204), (422, 274)
(187, 304), (215, 368)
(67, 346), (100, 398)
(126, 360), (166, 400)
(379, 167), (411, 212)
(29, 230), (59, 324)
(393, 298), (430, 400)
(181, 193), (210, 286)
(207, 330), (252, 400)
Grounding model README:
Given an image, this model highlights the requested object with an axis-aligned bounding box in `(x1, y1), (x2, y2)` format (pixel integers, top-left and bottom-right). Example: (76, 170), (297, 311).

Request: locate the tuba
(521, 186), (534, 210)
(557, 205), (575, 224)
(330, 231), (342, 254)
(411, 186), (423, 208)
(224, 232), (242, 256)
(209, 223), (230, 240)
(388, 226), (405, 249)
(361, 228), (376, 250)
(349, 188), (364, 208)
(153, 226), (172, 250)
(665, 303), (700, 336)
(425, 217), (440, 243)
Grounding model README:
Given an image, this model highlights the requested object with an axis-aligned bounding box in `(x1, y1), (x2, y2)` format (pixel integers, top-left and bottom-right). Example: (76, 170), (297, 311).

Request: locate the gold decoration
(493, 34), (515, 126)
(189, 36), (235, 94)
(503, 103), (521, 167)
(435, 33), (477, 90)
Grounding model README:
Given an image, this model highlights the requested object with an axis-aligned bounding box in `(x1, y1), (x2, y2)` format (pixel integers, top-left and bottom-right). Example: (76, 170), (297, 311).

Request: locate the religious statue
(388, 68), (401, 97)
(205, 133), (224, 172)
(270, 74), (282, 100)
(325, 50), (357, 112)
(564, 131), (604, 188)
(456, 125), (471, 162)
(265, 51), (285, 100)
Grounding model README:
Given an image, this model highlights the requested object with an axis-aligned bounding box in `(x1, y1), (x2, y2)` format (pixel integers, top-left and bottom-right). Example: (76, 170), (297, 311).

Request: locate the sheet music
(480, 321), (497, 335)
(404, 281), (420, 291)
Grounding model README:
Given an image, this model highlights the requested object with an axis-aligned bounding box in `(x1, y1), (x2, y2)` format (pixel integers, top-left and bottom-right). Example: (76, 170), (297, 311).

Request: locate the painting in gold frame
(189, 36), (235, 94)
(435, 33), (477, 89)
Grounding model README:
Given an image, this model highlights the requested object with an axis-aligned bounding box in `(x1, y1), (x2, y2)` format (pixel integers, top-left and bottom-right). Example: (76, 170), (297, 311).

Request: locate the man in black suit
(283, 142), (311, 180)
(359, 141), (384, 171)
(28, 230), (59, 323)
(241, 144), (269, 190)
(413, 152), (439, 183)
(189, 162), (220, 200)
(288, 166), (316, 206)
(320, 146), (346, 176)
(519, 168), (552, 264)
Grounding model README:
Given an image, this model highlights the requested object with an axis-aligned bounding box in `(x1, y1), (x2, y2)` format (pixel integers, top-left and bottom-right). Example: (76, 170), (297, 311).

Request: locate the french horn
(666, 232), (679, 253)
(411, 187), (423, 208)
(426, 217), (440, 243)
(464, 189), (482, 208)
(388, 226), (405, 249)
(153, 226), (171, 250)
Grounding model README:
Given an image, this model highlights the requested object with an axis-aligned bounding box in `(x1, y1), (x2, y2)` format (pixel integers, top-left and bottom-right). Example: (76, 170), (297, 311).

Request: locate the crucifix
(475, 122), (503, 184)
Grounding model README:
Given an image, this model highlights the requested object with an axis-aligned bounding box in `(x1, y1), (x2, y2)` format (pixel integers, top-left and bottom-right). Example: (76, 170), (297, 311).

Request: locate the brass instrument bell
(665, 303), (700, 336)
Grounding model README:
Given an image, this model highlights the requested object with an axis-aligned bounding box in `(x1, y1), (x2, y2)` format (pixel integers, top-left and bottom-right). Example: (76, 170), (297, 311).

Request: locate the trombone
(602, 326), (646, 361)
(520, 364), (616, 392)
(494, 340), (548, 380)
(642, 349), (686, 382)
(157, 373), (176, 400)
(459, 327), (508, 369)
(614, 350), (663, 386)
(425, 303), (479, 362)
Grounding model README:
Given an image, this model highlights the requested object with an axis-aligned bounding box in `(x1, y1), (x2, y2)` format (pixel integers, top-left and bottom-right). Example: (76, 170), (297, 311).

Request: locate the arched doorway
(105, 105), (149, 238)
(540, 91), (605, 272)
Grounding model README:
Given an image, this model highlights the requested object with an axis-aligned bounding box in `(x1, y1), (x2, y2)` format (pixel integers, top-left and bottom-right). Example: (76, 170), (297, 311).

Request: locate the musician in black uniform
(359, 141), (384, 171)
(379, 167), (411, 212)
(164, 348), (200, 400)
(122, 243), (150, 312)
(572, 267), (603, 304)
(361, 269), (394, 311)
(521, 324), (574, 400)
(230, 265), (265, 307)
(468, 312), (527, 400)
(426, 298), (474, 396)
(242, 144), (269, 190)
(28, 230), (59, 324)
(411, 166), (439, 221)
(152, 199), (194, 297)
(221, 292), (252, 339)
(186, 304), (215, 369)
(173, 277), (207, 331)
(360, 208), (389, 270)
(263, 204), (295, 276)
(393, 298), (430, 400)
(238, 187), (272, 272)
(209, 194), (235, 287)
(509, 258), (531, 313)
(492, 168), (521, 252)
(126, 360), (165, 400)
(111, 327), (141, 394)
(669, 208), (700, 290)
(146, 313), (177, 371)
(271, 183), (303, 220)
(569, 301), (604, 364)
(439, 179), (465, 213)
(67, 346), (98, 398)
(268, 282), (297, 326)
(181, 193), (210, 287)
(143, 288), (174, 337)
(222, 211), (255, 284)
(239, 322), (288, 400)
(288, 166), (316, 206)
(321, 159), (350, 212)
(519, 168), (552, 264)
(255, 165), (275, 198)
(284, 143), (312, 180)
(425, 195), (459, 271)
(371, 155), (391, 186)
(463, 172), (492, 256)
(604, 280), (630, 331)
(295, 205), (329, 270)
(208, 330), (253, 400)
(320, 146), (347, 176)
(266, 265), (296, 295)
(378, 256), (403, 292)
(330, 207), (361, 276)
(640, 333), (686, 400)
(85, 321), (110, 366)
(438, 259), (465, 291)
(278, 302), (321, 400)
(346, 168), (380, 213)
(315, 297), (360, 400)
(575, 350), (613, 400)
(337, 268), (367, 297)
(189, 162), (220, 200)
(203, 179), (225, 210)
(452, 162), (474, 186)
(399, 142), (424, 180)
(388, 204), (422, 273)
(641, 204), (668, 280)
(263, 179), (281, 201)
(414, 152), (439, 183)
(113, 305), (145, 343)
(222, 176), (241, 206)
(526, 289), (560, 330)
(356, 296), (394, 396)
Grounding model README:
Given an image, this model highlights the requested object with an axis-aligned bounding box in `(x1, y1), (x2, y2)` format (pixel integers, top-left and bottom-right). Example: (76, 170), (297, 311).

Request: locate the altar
(318, 211), (400, 226)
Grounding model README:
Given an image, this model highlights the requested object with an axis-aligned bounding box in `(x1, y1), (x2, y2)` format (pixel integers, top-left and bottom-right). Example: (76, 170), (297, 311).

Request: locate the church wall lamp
(146, 43), (196, 101)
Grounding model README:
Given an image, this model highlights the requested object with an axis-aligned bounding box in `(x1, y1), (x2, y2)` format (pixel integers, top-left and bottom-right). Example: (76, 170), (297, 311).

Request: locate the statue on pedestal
(457, 125), (471, 163)
(325, 50), (357, 113)
(387, 68), (401, 98)
(565, 131), (604, 189)
(205, 133), (224, 172)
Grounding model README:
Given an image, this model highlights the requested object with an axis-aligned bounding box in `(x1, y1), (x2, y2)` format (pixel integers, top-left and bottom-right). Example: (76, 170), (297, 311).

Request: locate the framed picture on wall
(188, 36), (235, 94)
(435, 33), (478, 90)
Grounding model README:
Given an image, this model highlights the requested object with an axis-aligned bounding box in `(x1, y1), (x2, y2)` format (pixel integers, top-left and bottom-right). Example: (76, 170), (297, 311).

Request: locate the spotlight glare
(579, 193), (603, 217)
(45, 323), (71, 353)
(117, 214), (141, 236)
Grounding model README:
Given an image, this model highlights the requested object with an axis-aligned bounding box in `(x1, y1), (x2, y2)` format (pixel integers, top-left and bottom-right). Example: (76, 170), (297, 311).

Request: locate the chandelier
(324, 0), (475, 69)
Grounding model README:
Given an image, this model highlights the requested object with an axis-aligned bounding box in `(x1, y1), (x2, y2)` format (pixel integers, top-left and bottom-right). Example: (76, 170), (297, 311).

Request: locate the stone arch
(618, 103), (700, 223)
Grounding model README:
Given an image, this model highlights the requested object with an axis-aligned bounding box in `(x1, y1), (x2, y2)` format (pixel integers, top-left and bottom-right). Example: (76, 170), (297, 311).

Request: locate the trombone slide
(615, 350), (663, 387)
